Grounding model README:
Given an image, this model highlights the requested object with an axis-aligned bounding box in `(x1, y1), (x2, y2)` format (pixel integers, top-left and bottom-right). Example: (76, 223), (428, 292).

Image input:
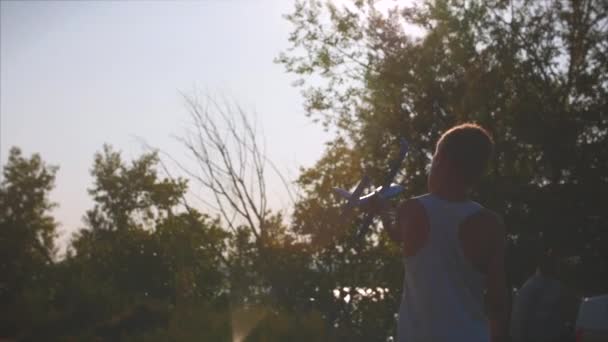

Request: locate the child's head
(429, 123), (494, 191)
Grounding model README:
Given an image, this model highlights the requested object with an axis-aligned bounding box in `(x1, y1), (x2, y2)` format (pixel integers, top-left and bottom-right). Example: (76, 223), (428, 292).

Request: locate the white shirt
(398, 193), (488, 342)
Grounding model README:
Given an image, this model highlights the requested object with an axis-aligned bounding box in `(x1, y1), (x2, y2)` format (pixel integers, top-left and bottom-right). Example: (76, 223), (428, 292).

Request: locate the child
(374, 123), (509, 342)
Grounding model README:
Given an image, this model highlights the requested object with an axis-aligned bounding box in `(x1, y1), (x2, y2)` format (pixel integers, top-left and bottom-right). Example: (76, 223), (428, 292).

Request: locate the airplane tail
(335, 175), (371, 213)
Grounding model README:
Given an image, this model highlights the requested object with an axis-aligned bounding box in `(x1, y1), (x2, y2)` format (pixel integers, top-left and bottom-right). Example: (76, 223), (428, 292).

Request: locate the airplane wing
(345, 175), (370, 209)
(335, 175), (371, 222)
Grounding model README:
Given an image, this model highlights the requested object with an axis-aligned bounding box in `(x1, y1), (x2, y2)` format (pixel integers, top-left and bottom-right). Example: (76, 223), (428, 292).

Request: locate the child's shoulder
(464, 207), (505, 239)
(398, 195), (427, 214)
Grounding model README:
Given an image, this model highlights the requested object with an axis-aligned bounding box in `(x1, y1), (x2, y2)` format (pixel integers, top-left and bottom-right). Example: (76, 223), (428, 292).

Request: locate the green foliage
(86, 145), (188, 231)
(0, 147), (58, 261)
(0, 147), (59, 337)
(60, 146), (231, 340)
(0, 145), (325, 341)
(287, 137), (404, 340)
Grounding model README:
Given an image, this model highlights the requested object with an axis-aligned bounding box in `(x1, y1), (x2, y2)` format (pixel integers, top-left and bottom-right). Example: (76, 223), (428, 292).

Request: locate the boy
(373, 123), (509, 342)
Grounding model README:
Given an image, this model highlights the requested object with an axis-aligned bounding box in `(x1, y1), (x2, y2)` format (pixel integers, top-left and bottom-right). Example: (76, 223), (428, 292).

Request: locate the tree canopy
(278, 0), (608, 293)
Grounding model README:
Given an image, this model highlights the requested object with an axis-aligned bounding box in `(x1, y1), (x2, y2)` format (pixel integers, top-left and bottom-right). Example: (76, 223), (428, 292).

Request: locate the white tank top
(398, 193), (488, 342)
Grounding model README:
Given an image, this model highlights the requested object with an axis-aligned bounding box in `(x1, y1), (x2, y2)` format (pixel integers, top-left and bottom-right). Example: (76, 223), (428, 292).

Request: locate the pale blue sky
(1, 0), (334, 245)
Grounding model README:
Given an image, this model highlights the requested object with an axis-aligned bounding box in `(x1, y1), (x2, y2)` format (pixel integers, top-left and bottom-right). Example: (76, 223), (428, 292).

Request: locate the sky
(0, 0), (336, 247)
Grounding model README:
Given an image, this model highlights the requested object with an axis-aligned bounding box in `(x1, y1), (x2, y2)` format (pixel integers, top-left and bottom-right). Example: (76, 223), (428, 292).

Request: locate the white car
(576, 294), (608, 342)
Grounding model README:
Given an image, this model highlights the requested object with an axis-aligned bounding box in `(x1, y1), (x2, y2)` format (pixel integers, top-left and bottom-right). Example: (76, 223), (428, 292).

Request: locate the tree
(0, 147), (59, 337)
(58, 146), (231, 340)
(174, 95), (309, 302)
(170, 95), (333, 339)
(175, 95), (294, 242)
(279, 0), (608, 338)
(85, 144), (187, 232)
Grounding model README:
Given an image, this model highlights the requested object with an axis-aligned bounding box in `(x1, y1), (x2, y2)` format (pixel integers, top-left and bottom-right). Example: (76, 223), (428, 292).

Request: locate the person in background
(510, 248), (579, 342)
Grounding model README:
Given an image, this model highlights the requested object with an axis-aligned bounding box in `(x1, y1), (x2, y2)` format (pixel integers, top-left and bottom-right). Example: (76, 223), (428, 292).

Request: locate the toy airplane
(333, 183), (405, 206)
(333, 138), (409, 239)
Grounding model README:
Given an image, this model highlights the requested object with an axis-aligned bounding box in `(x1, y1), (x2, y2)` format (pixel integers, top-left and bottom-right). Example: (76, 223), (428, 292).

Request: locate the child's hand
(360, 194), (392, 214)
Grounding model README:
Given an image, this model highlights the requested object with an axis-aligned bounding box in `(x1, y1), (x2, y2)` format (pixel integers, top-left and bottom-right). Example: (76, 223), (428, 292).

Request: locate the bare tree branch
(174, 93), (294, 244)
(136, 138), (232, 268)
